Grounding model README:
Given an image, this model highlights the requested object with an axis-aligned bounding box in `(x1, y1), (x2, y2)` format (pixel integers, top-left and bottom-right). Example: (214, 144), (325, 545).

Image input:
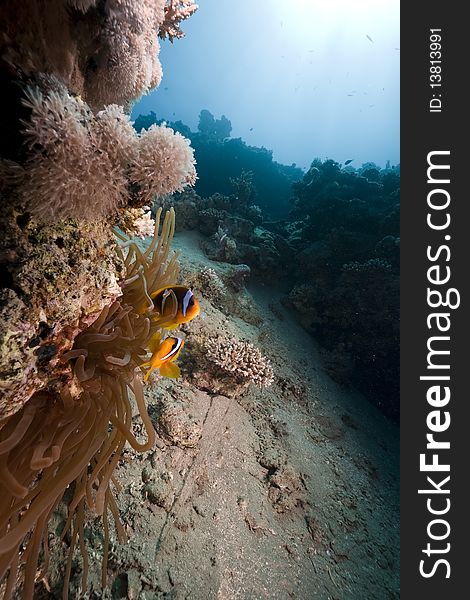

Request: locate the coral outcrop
(0, 200), (124, 420)
(0, 2), (199, 597)
(0, 0), (196, 113)
(284, 159), (400, 419)
(206, 336), (274, 388)
(162, 172), (292, 278)
(0, 209), (194, 598)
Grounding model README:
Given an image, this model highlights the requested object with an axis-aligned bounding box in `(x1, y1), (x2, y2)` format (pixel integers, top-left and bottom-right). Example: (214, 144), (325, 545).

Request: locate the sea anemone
(0, 208), (182, 598)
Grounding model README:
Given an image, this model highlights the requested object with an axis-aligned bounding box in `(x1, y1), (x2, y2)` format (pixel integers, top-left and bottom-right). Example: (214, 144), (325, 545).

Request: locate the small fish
(249, 127), (253, 131)
(366, 34), (374, 43)
(141, 334), (184, 381)
(150, 286), (200, 329)
(344, 159), (354, 166)
(347, 94), (354, 97)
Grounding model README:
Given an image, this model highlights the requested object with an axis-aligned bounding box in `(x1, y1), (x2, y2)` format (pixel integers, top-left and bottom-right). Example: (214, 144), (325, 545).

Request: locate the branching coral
(159, 0), (199, 42)
(0, 208), (184, 598)
(127, 207), (156, 239)
(206, 336), (274, 388)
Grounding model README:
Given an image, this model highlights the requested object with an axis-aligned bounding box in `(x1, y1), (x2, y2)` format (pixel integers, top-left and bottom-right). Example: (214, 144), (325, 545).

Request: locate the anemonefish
(150, 286), (200, 329)
(141, 334), (185, 381)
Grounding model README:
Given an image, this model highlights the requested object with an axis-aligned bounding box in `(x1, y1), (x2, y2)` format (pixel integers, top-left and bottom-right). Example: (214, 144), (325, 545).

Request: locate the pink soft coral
(16, 84), (197, 221)
(129, 123), (197, 205)
(84, 0), (167, 109)
(19, 86), (129, 221)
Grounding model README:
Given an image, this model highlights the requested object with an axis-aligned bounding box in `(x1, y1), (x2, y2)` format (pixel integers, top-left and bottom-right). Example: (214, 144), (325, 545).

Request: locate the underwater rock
(0, 203), (123, 419)
(161, 189), (201, 231)
(189, 266), (226, 305)
(198, 208), (226, 237)
(201, 228), (239, 264)
(224, 214), (255, 242)
(375, 235), (400, 268)
(221, 264), (251, 292)
(155, 398), (202, 448)
(285, 158), (400, 420)
(186, 263), (262, 326)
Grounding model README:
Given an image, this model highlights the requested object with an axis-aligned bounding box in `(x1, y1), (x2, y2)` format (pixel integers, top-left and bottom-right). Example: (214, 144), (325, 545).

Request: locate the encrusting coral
(0, 208), (191, 598)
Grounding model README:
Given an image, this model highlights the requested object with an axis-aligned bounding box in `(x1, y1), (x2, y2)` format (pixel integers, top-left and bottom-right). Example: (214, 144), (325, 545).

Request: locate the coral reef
(0, 209), (195, 598)
(284, 159), (400, 420)
(157, 141), (399, 420)
(162, 173), (292, 278)
(0, 2), (199, 597)
(197, 109), (232, 141)
(133, 110), (303, 218)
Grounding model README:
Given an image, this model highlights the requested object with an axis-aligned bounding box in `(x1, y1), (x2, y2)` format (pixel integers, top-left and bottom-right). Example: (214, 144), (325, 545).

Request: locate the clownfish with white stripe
(150, 286), (200, 329)
(141, 333), (185, 381)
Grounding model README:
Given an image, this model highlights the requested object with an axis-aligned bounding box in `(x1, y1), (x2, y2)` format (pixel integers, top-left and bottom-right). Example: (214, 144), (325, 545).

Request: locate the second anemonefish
(141, 333), (185, 381)
(150, 285), (200, 329)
